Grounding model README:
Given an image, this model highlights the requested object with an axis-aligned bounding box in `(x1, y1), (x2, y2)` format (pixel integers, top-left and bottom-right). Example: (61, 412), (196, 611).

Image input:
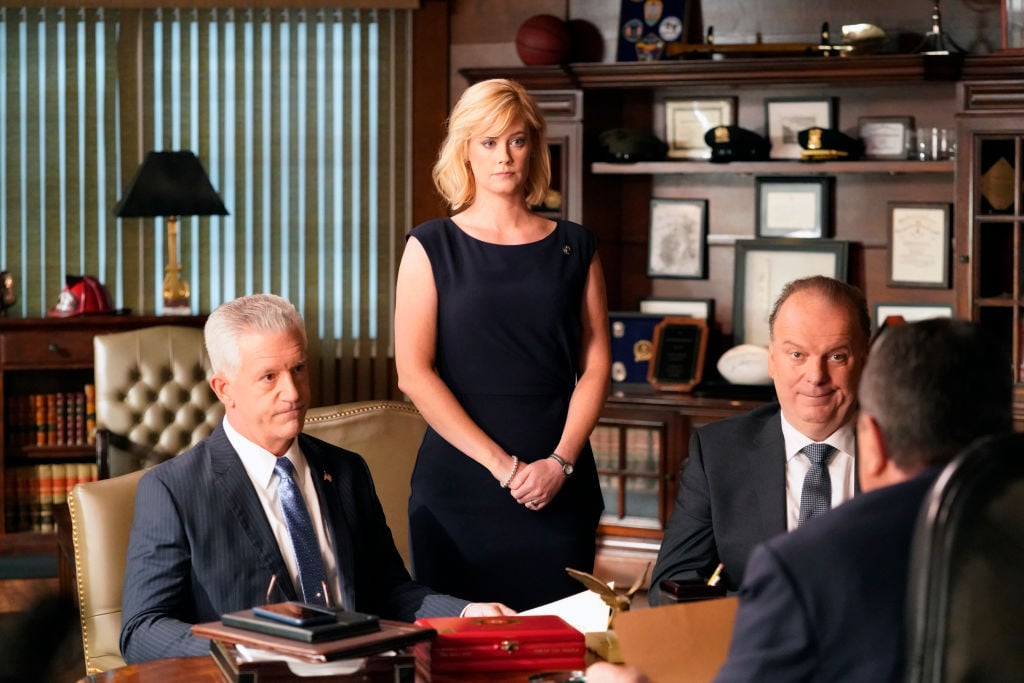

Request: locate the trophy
(0, 271), (15, 316)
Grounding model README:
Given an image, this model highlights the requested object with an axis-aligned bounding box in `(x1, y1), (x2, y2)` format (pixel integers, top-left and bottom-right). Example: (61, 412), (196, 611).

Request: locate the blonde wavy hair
(432, 78), (550, 212)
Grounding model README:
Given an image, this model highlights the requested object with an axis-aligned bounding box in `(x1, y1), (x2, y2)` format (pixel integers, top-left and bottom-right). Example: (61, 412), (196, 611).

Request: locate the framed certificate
(640, 297), (714, 320)
(859, 116), (914, 160)
(755, 177), (831, 238)
(765, 97), (835, 160)
(733, 239), (849, 346)
(873, 302), (953, 331)
(887, 203), (951, 288)
(664, 98), (736, 159)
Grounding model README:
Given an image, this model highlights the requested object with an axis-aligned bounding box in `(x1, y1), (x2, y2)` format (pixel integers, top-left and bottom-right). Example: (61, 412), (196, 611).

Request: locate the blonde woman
(395, 79), (610, 610)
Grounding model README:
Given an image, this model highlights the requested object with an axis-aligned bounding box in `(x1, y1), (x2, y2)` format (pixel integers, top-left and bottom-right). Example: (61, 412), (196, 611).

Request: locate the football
(717, 344), (772, 385)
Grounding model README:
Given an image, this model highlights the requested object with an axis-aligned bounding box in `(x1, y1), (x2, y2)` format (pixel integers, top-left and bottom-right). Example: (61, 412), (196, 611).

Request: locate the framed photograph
(648, 198), (708, 279)
(765, 97), (835, 159)
(664, 98), (737, 159)
(647, 316), (709, 392)
(733, 239), (849, 346)
(873, 302), (954, 331)
(887, 203), (951, 288)
(755, 177), (831, 238)
(640, 297), (715, 321)
(858, 116), (914, 160)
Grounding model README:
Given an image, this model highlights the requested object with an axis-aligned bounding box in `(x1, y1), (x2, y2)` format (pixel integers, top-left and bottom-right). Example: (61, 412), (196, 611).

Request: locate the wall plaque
(646, 316), (708, 392)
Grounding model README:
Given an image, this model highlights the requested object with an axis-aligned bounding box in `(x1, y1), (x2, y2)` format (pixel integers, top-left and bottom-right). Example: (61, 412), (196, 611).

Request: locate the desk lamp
(114, 151), (228, 314)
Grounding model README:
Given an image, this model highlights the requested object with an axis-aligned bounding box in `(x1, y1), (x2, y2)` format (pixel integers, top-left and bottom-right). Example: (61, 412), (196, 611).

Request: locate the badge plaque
(617, 0), (692, 62)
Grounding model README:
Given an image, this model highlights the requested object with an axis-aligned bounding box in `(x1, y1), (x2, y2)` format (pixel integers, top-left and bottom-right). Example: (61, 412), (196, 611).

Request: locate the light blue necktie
(274, 457), (329, 605)
(798, 443), (837, 526)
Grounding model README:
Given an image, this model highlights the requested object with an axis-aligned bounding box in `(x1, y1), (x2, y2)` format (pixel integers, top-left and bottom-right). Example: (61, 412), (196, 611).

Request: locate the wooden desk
(77, 656), (221, 682)
(76, 655), (588, 682)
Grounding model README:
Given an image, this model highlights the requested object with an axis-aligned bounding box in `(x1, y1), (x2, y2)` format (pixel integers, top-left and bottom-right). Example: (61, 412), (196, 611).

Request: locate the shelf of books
(3, 385), (98, 536)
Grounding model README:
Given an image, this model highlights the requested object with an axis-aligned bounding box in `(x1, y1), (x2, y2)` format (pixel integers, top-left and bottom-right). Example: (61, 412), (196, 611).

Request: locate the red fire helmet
(47, 275), (114, 317)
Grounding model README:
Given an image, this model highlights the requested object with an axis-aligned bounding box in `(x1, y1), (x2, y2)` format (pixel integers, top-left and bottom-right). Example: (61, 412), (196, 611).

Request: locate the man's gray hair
(205, 293), (306, 377)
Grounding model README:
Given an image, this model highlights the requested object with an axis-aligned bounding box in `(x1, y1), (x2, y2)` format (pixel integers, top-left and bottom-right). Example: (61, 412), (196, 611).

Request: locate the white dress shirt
(779, 414), (857, 531)
(224, 418), (343, 606)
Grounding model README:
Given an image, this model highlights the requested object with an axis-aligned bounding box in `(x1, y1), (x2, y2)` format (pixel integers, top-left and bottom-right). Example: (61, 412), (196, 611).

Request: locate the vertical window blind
(0, 7), (412, 404)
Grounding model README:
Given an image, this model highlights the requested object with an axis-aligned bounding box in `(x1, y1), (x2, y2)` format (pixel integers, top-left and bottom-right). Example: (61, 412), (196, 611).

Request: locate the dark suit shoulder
(696, 401), (780, 439)
(766, 469), (939, 564)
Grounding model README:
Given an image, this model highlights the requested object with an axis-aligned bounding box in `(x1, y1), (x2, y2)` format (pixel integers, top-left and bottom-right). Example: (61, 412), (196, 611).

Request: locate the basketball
(515, 15), (571, 66)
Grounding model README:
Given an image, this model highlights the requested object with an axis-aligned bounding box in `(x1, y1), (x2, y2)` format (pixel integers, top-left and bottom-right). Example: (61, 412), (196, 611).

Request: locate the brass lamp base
(162, 216), (191, 315)
(162, 263), (191, 314)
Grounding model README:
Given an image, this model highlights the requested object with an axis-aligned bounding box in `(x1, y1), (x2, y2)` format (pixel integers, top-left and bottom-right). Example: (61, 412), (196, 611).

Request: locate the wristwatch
(548, 452), (574, 477)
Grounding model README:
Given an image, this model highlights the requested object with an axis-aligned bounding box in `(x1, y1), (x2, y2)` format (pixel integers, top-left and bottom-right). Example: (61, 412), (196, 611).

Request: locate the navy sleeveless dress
(406, 217), (604, 611)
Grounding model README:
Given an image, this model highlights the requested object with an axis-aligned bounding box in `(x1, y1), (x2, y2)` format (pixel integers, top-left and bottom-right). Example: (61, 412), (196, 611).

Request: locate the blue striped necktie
(798, 443), (837, 526)
(274, 457), (329, 605)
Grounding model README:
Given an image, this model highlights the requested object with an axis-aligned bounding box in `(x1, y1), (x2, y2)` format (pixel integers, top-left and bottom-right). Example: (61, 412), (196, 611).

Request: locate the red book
(413, 615), (585, 674)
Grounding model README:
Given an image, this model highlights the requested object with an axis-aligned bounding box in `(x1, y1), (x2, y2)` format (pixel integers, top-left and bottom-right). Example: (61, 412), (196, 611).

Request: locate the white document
(521, 588), (613, 634)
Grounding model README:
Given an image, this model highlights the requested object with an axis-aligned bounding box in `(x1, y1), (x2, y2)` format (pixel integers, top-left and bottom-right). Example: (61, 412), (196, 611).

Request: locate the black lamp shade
(114, 151), (229, 218)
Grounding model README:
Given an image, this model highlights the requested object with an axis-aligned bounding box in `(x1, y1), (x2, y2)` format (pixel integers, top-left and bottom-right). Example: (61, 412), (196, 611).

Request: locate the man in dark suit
(650, 276), (871, 599)
(120, 293), (512, 663)
(713, 318), (1012, 681)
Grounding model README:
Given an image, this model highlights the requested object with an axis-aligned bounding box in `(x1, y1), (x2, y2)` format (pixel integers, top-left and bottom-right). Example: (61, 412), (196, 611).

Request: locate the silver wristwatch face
(550, 453), (573, 476)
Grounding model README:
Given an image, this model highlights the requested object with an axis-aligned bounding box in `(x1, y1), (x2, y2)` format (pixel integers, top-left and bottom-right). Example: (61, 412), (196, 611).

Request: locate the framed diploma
(858, 116), (914, 160)
(732, 239), (849, 346)
(873, 302), (953, 332)
(639, 297), (714, 320)
(755, 177), (831, 238)
(664, 98), (736, 159)
(647, 316), (708, 392)
(764, 97), (835, 160)
(887, 203), (951, 288)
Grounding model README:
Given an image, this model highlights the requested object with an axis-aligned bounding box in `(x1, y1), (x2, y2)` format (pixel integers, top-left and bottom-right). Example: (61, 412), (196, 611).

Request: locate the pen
(707, 563), (724, 587)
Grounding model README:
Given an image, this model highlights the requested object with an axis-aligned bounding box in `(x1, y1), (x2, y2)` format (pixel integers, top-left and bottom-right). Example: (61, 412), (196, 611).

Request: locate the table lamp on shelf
(114, 150), (228, 315)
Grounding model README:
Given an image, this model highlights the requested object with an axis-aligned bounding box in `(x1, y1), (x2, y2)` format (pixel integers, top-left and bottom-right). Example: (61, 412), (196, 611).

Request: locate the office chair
(67, 469), (145, 673)
(93, 325), (223, 478)
(905, 431), (1024, 683)
(302, 400), (427, 570)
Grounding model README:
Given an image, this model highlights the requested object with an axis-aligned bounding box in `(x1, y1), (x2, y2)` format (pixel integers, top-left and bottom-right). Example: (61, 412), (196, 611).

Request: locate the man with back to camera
(713, 318), (1012, 680)
(120, 293), (512, 663)
(650, 276), (870, 600)
(588, 318), (1012, 682)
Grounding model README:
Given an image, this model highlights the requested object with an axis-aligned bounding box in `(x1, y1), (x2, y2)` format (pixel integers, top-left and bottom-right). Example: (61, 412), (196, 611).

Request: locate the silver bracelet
(500, 456), (519, 489)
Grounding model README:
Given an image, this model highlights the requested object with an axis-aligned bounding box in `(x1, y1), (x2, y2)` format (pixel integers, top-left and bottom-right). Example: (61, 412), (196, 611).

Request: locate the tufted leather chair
(302, 400), (426, 571)
(93, 325), (223, 479)
(68, 469), (144, 674)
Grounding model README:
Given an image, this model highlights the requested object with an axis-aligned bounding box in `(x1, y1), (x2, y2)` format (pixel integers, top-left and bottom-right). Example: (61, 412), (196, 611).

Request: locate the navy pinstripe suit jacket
(120, 425), (467, 663)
